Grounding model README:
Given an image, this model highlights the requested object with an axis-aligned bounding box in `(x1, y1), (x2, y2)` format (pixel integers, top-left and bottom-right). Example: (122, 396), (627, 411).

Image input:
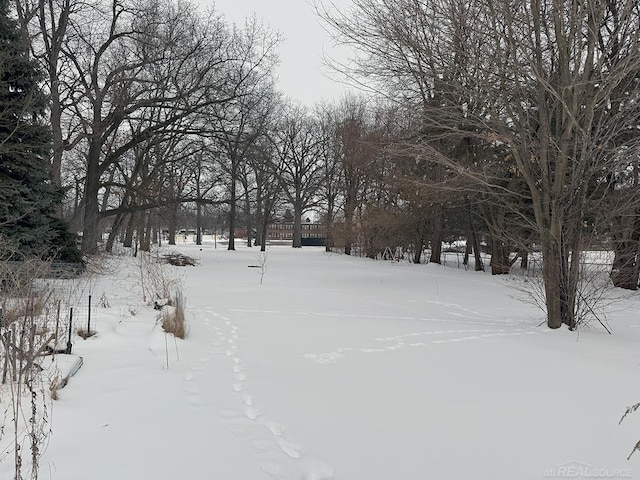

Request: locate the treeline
(13, 0), (640, 329)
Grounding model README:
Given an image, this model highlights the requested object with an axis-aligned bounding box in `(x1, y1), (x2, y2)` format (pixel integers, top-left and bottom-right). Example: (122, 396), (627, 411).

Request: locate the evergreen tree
(0, 0), (80, 262)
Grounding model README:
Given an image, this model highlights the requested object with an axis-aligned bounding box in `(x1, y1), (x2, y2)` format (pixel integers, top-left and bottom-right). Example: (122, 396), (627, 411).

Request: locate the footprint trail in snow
(188, 308), (336, 480)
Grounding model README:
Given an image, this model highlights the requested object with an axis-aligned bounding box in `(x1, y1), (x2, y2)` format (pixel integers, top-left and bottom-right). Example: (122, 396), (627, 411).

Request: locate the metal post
(66, 307), (73, 354)
(87, 295), (92, 334)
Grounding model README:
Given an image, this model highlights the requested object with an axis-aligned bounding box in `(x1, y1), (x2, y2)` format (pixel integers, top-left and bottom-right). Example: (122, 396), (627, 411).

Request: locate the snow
(3, 245), (640, 479)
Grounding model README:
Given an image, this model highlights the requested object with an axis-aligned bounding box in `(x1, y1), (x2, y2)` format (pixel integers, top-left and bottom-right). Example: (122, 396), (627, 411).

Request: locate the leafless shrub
(136, 250), (183, 305)
(255, 251), (268, 285)
(509, 250), (625, 332)
(98, 292), (110, 308)
(0, 248), (58, 479)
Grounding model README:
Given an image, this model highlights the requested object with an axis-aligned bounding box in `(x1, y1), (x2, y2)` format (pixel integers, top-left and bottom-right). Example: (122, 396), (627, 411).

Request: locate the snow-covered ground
(3, 245), (640, 479)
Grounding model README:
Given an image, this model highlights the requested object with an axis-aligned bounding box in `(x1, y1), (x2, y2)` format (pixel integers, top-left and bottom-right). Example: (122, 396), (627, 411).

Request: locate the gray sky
(195, 0), (354, 106)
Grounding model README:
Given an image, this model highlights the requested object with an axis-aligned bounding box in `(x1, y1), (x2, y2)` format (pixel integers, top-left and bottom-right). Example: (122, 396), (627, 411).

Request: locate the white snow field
(4, 245), (640, 480)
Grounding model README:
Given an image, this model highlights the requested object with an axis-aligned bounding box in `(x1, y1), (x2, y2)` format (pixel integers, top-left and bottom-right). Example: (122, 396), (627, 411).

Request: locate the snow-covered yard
(3, 245), (640, 479)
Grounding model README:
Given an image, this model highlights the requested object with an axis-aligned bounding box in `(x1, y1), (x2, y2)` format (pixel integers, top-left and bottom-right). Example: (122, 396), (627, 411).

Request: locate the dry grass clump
(160, 290), (186, 339)
(49, 373), (62, 400)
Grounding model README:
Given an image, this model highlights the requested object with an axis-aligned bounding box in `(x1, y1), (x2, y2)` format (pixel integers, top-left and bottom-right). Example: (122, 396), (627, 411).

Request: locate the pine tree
(0, 0), (80, 262)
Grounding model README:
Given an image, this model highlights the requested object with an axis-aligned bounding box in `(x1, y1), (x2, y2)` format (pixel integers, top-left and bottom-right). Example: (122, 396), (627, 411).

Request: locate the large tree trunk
(139, 212), (152, 252)
(540, 214), (578, 330)
(105, 212), (125, 253)
(490, 237), (511, 275)
(542, 245), (564, 329)
(123, 212), (137, 249)
(260, 215), (269, 252)
(81, 140), (102, 253)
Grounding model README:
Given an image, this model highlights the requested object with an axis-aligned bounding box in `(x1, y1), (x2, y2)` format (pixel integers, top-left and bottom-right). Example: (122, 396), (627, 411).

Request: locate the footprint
(303, 461), (336, 480)
(232, 383), (243, 392)
(184, 395), (204, 406)
(184, 372), (196, 382)
(251, 439), (271, 453)
(219, 409), (239, 419)
(261, 462), (296, 480)
(232, 365), (243, 374)
(244, 406), (262, 420)
(265, 421), (285, 436)
(235, 372), (248, 381)
(186, 385), (200, 395)
(242, 394), (254, 406)
(276, 438), (303, 459)
(230, 425), (251, 437)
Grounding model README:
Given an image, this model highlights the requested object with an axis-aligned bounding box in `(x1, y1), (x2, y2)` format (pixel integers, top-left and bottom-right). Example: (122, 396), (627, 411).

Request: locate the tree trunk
(292, 202), (302, 248)
(123, 212), (137, 249)
(196, 201), (203, 246)
(105, 212), (125, 253)
(490, 237), (511, 275)
(429, 204), (444, 264)
(245, 193), (253, 248)
(611, 212), (640, 290)
(325, 203), (335, 253)
(463, 236), (471, 266)
(168, 203), (177, 246)
(413, 235), (424, 264)
(260, 215), (269, 252)
(344, 208), (353, 255)
(140, 212), (151, 252)
(466, 198), (484, 272)
(542, 246), (564, 329)
(228, 172), (236, 251)
(81, 140), (102, 253)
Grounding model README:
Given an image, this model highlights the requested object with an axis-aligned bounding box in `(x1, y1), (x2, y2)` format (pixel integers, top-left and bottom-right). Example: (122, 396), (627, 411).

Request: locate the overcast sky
(195, 0), (354, 106)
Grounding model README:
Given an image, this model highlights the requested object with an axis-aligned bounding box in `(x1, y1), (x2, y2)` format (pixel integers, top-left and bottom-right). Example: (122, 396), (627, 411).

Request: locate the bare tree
(320, 0), (640, 329)
(271, 104), (324, 248)
(207, 17), (280, 251)
(56, 0), (239, 253)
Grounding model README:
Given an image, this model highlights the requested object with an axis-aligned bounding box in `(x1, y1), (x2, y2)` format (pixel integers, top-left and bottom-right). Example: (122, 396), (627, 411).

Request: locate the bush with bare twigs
(0, 250), (58, 479)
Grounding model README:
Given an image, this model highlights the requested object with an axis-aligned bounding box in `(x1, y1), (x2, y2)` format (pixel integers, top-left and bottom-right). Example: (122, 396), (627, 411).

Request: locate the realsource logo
(545, 461), (633, 478)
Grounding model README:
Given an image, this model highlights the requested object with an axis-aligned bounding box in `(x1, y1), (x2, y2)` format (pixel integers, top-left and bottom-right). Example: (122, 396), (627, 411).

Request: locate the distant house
(267, 222), (326, 246)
